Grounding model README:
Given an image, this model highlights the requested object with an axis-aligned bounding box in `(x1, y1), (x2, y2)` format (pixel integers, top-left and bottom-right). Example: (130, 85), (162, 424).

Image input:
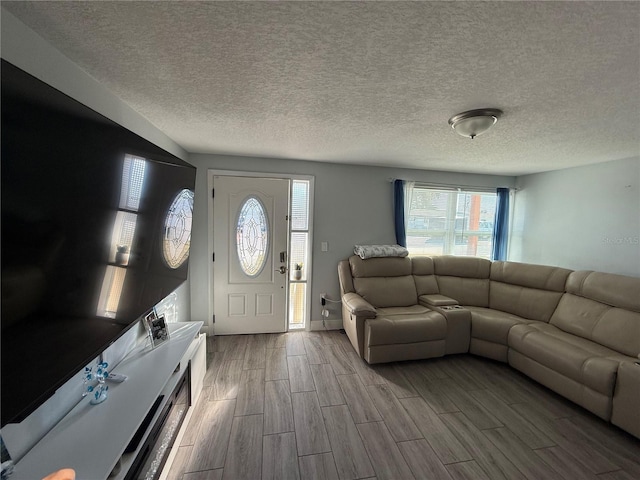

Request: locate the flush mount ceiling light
(448, 108), (503, 139)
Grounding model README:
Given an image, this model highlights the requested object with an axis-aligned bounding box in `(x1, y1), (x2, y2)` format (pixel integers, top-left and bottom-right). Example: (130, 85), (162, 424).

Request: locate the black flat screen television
(1, 60), (197, 426)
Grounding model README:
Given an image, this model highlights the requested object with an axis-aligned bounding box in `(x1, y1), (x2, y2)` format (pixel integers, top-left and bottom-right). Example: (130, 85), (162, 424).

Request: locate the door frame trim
(206, 169), (315, 335)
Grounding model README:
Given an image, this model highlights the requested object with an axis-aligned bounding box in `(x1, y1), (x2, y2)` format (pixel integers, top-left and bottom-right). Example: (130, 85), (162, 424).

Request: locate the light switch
(321, 242), (328, 252)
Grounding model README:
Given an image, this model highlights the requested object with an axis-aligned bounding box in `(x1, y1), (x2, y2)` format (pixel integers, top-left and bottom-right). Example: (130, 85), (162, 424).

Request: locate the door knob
(276, 266), (287, 274)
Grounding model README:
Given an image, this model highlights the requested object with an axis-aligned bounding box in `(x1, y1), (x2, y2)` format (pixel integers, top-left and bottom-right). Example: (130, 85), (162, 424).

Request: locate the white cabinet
(12, 322), (205, 480)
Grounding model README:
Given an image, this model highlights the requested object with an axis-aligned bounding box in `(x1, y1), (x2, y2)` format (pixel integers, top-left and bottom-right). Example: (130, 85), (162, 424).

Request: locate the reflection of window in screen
(108, 155), (146, 262)
(119, 155), (146, 210)
(96, 155), (146, 318)
(97, 266), (127, 318)
(163, 189), (194, 269)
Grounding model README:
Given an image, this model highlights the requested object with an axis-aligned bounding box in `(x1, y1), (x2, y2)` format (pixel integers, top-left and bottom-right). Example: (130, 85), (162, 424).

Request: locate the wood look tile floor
(168, 331), (640, 480)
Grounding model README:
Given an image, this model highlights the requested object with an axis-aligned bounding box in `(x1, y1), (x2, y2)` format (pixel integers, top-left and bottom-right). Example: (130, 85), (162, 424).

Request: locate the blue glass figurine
(83, 361), (109, 405)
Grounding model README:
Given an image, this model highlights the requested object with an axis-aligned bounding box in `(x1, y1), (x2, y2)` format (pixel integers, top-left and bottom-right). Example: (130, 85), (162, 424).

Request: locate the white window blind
(291, 180), (309, 230)
(119, 154), (146, 211)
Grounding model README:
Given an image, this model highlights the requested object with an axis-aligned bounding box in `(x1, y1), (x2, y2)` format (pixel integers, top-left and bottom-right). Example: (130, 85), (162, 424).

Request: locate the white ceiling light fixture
(448, 108), (503, 139)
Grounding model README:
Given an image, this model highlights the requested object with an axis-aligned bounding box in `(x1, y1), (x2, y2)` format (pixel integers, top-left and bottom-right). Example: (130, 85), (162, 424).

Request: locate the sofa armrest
(419, 294), (459, 307)
(611, 361), (640, 438)
(341, 292), (376, 359)
(343, 292), (377, 317)
(423, 304), (471, 354)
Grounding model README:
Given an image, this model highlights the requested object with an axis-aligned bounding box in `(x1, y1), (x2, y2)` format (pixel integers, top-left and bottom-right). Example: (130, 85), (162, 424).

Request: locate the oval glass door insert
(236, 196), (269, 277)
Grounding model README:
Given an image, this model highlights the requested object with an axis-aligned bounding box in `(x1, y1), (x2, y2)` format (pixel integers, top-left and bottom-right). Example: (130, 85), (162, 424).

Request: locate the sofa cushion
(412, 256), (436, 275)
(591, 308), (640, 358)
(349, 255), (411, 277)
(491, 261), (572, 292)
(349, 255), (418, 307)
(412, 256), (440, 295)
(518, 322), (635, 359)
(365, 311), (446, 346)
(433, 256), (491, 307)
(490, 282), (564, 323)
(489, 261), (572, 322)
(509, 323), (630, 396)
(551, 271), (640, 358)
(414, 275), (440, 296)
(353, 275), (418, 308)
(567, 270), (640, 313)
(434, 255), (491, 278)
(467, 306), (530, 345)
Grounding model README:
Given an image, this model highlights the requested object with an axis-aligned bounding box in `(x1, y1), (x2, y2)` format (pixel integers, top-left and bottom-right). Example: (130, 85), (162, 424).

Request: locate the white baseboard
(203, 321), (341, 334)
(309, 319), (343, 331)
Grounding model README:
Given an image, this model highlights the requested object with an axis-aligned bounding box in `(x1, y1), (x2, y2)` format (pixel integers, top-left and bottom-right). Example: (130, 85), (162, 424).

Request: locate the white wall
(188, 154), (515, 329)
(510, 157), (640, 277)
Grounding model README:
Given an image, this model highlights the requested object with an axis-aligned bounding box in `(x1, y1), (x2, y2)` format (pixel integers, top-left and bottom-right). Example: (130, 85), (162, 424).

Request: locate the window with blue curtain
(491, 187), (510, 260)
(393, 179), (406, 247)
(403, 184), (499, 259)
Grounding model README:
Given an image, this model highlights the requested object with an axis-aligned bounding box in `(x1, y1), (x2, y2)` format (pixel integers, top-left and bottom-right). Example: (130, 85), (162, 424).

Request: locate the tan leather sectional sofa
(337, 255), (640, 439)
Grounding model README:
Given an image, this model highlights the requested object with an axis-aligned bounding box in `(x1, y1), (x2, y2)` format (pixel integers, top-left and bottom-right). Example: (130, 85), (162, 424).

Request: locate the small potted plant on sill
(115, 245), (130, 266)
(293, 262), (303, 281)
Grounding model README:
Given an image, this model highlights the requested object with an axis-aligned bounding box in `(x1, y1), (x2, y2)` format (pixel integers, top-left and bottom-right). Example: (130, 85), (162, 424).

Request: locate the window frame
(288, 179), (311, 329)
(405, 184), (497, 259)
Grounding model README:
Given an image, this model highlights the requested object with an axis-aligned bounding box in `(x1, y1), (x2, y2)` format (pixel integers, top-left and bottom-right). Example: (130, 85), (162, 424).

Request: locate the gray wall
(188, 154), (515, 327)
(510, 157), (640, 277)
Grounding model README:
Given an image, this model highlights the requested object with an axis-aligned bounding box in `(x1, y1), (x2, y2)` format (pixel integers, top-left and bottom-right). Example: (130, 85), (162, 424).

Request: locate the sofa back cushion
(349, 255), (418, 307)
(551, 271), (640, 357)
(489, 261), (572, 322)
(433, 256), (490, 307)
(411, 256), (439, 295)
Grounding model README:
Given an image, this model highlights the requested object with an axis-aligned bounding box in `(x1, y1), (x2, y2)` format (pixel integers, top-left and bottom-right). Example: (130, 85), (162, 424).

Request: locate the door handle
(276, 266), (287, 274)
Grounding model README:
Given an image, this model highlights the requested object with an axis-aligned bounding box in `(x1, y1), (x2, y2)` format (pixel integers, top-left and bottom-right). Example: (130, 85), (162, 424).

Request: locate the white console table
(12, 321), (205, 480)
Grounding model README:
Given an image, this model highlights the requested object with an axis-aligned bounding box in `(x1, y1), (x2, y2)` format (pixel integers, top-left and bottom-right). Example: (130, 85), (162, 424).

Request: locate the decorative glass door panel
(236, 196), (269, 278)
(213, 176), (289, 334)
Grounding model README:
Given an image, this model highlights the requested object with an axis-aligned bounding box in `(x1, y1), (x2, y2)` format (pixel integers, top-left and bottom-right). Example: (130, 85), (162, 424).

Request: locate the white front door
(212, 176), (290, 334)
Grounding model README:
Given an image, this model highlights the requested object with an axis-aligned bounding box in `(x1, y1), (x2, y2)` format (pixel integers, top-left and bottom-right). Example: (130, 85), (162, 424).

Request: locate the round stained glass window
(162, 189), (194, 269)
(236, 196), (269, 277)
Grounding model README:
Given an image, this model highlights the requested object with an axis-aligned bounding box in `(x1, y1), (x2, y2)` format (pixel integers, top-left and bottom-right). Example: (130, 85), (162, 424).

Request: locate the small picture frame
(144, 310), (157, 332)
(149, 315), (170, 349)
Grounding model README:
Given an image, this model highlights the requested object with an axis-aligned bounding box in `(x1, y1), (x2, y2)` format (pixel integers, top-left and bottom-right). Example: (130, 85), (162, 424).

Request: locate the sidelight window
(289, 180), (310, 329)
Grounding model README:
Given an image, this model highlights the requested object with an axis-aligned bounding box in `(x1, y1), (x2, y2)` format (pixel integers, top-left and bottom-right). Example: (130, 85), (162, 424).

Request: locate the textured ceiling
(3, 1), (639, 175)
